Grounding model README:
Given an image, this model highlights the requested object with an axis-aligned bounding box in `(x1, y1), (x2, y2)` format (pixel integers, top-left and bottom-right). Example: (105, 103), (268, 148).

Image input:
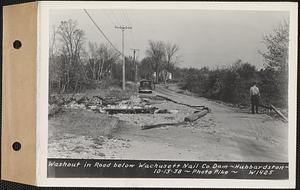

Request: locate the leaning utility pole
(115, 25), (132, 90)
(131, 48), (139, 82)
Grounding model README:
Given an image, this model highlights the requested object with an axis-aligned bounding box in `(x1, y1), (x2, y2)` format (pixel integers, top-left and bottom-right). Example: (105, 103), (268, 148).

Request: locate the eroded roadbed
(48, 87), (288, 162)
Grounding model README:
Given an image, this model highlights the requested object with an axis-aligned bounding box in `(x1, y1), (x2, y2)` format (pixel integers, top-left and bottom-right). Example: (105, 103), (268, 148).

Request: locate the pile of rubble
(49, 94), (210, 127)
(64, 96), (104, 111)
(106, 96), (150, 109)
(48, 94), (156, 116)
(49, 94), (105, 115)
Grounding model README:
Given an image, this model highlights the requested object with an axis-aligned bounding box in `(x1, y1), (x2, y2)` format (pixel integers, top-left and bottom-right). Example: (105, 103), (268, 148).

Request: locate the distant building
(153, 70), (173, 83)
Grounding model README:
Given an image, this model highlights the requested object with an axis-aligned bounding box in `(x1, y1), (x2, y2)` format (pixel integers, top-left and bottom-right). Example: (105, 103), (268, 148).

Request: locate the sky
(50, 9), (289, 69)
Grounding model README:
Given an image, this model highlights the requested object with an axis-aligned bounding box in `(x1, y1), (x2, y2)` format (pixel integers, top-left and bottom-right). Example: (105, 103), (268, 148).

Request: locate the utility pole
(131, 48), (139, 82)
(115, 25), (132, 90)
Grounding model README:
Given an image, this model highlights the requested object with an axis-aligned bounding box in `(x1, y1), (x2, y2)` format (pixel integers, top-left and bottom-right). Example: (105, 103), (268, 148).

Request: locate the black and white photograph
(43, 2), (297, 185)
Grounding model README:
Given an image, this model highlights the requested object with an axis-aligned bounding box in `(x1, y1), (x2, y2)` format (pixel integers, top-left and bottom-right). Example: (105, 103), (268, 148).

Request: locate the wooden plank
(270, 104), (288, 122)
(105, 107), (157, 114)
(156, 95), (206, 110)
(141, 122), (185, 130)
(184, 110), (209, 122)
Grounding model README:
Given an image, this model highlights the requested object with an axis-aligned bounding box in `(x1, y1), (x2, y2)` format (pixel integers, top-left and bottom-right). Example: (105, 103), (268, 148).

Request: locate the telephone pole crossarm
(115, 26), (133, 30)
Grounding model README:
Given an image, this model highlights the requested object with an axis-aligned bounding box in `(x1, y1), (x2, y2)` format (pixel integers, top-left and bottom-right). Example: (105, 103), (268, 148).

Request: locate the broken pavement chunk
(169, 109), (179, 114)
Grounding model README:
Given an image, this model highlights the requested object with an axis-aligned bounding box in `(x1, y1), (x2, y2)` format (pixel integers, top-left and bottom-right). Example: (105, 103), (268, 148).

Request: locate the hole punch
(12, 142), (21, 151)
(13, 40), (22, 49)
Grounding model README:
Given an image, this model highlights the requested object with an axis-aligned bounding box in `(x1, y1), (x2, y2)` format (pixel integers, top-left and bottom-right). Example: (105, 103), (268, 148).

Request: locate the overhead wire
(121, 9), (130, 26)
(123, 10), (133, 27)
(111, 10), (123, 26)
(115, 9), (133, 56)
(126, 11), (136, 47)
(104, 10), (118, 27)
(121, 9), (136, 48)
(110, 9), (132, 55)
(117, 9), (131, 50)
(120, 9), (128, 26)
(83, 9), (123, 56)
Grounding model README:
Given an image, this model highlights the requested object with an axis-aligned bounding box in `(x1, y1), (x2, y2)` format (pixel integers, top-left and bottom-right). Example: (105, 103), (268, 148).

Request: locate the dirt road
(110, 85), (288, 162)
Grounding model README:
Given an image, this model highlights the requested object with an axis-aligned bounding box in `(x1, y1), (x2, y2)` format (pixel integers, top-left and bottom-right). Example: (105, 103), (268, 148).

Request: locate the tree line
(139, 40), (180, 83)
(49, 19), (288, 108)
(49, 19), (180, 93)
(174, 20), (289, 108)
(49, 19), (139, 93)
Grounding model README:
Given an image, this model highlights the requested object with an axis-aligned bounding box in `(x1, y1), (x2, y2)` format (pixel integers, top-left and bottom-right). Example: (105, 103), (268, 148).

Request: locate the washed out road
(111, 85), (288, 162)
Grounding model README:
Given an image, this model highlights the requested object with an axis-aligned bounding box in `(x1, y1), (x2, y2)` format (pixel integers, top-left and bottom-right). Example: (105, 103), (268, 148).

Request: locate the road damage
(49, 93), (210, 130)
(48, 85), (287, 162)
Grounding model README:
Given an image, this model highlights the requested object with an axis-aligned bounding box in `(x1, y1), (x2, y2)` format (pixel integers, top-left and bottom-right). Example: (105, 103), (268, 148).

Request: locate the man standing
(250, 82), (260, 114)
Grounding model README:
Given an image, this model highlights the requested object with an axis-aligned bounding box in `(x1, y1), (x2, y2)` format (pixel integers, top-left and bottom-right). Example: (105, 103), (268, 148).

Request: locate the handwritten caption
(48, 159), (288, 179)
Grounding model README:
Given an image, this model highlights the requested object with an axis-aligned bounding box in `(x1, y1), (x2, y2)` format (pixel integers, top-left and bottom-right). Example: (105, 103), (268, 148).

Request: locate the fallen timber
(142, 109), (210, 130)
(105, 107), (157, 115)
(141, 95), (210, 130)
(184, 109), (209, 122)
(270, 104), (288, 122)
(142, 122), (185, 130)
(259, 104), (288, 122)
(155, 95), (208, 110)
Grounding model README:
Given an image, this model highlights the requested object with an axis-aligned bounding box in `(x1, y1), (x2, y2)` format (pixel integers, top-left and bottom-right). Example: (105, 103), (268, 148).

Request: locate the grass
(48, 82), (138, 144)
(48, 109), (119, 141)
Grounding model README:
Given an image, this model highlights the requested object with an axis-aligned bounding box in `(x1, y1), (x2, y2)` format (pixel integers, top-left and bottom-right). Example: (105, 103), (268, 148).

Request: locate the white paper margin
(36, 1), (298, 188)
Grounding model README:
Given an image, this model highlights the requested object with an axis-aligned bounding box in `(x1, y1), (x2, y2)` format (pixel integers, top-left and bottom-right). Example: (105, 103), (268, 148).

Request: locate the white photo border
(36, 1), (298, 188)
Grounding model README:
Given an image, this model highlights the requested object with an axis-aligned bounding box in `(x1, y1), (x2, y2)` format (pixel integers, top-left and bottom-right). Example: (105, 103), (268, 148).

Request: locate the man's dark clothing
(251, 95), (259, 114)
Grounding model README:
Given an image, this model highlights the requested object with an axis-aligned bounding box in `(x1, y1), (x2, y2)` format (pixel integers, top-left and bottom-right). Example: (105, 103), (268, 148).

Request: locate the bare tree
(165, 42), (179, 66)
(49, 25), (58, 59)
(144, 40), (180, 83)
(98, 44), (120, 80)
(87, 42), (99, 80)
(49, 25), (61, 93)
(139, 57), (154, 80)
(55, 19), (86, 92)
(146, 40), (166, 83)
(86, 42), (120, 81)
(162, 42), (180, 84)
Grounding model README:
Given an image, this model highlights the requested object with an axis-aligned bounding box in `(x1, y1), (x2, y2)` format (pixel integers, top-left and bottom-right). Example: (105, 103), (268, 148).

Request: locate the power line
(107, 10), (120, 26)
(120, 9), (128, 26)
(111, 10), (123, 26)
(119, 10), (133, 49)
(116, 10), (134, 54)
(122, 10), (136, 47)
(127, 13), (136, 47)
(83, 9), (123, 56)
(103, 10), (118, 27)
(123, 10), (133, 27)
(121, 9), (130, 26)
